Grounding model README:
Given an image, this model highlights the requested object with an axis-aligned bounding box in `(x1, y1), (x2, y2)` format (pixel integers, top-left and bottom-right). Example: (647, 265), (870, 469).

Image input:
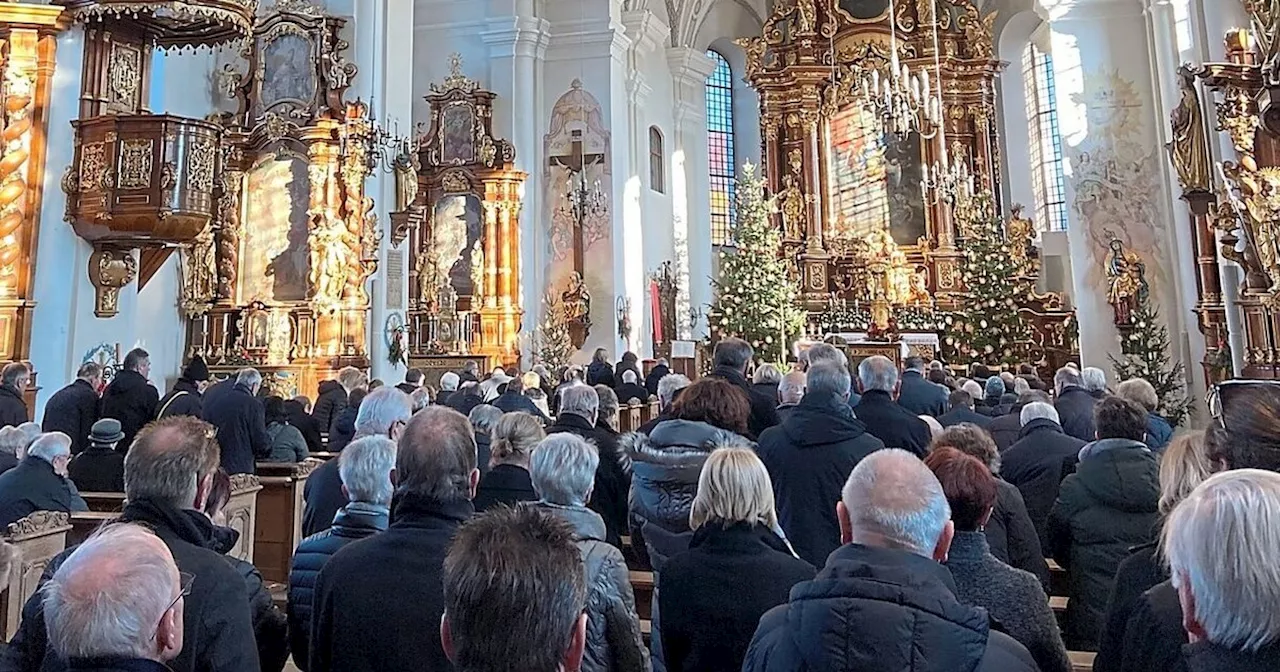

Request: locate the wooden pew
(310, 451), (339, 462)
(253, 459), (321, 584)
(1047, 558), (1069, 597)
(79, 491), (126, 513)
(619, 403), (642, 434)
(1069, 651), (1095, 672)
(629, 570), (654, 621)
(68, 511), (117, 547)
(2, 512), (71, 640)
(225, 474), (264, 563)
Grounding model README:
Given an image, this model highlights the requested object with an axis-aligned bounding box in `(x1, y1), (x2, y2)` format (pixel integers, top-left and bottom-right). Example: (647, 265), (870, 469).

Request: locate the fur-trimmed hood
(618, 419), (744, 472)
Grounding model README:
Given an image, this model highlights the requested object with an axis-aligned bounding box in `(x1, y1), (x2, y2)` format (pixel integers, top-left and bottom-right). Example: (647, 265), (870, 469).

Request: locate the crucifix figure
(551, 129), (606, 347)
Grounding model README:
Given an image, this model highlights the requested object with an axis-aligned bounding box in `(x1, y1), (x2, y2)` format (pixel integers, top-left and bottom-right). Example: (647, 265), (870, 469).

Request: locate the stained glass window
(650, 127), (665, 193)
(706, 50), (736, 246)
(1023, 44), (1068, 232)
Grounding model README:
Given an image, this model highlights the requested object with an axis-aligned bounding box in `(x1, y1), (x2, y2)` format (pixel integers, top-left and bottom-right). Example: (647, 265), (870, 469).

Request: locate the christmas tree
(1109, 295), (1191, 427)
(944, 191), (1032, 365)
(708, 163), (805, 363)
(534, 294), (574, 375)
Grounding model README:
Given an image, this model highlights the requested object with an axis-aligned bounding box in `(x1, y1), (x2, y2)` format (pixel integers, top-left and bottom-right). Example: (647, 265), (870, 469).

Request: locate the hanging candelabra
(856, 0), (941, 138)
(564, 168), (607, 225)
(914, 0), (975, 205)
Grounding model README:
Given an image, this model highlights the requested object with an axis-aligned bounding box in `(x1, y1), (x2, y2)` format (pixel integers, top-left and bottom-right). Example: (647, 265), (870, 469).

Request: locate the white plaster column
(351, 0), (414, 381)
(667, 47), (717, 340)
(1040, 0), (1189, 382)
(481, 15), (549, 363)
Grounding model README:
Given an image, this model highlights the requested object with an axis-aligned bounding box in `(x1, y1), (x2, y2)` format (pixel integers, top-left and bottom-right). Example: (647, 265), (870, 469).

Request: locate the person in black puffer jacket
(288, 436), (394, 672)
(204, 468), (289, 672)
(1048, 397), (1159, 651)
(312, 367), (364, 436)
(586, 348), (617, 388)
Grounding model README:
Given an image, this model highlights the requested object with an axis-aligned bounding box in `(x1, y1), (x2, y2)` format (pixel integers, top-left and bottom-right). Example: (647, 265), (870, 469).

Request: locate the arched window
(705, 49), (736, 246)
(649, 126), (665, 194)
(1023, 43), (1068, 231)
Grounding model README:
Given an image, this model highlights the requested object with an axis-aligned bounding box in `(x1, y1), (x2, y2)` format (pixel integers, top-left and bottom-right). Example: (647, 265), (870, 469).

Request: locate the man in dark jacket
(0, 361), (29, 428)
(201, 368), (270, 475)
(67, 418), (128, 492)
(309, 407), (478, 672)
(312, 367), (364, 434)
(100, 349), (159, 452)
(990, 390), (1051, 451)
(977, 377), (1012, 417)
(158, 357), (209, 420)
(757, 362), (885, 567)
(1054, 366), (1102, 442)
(0, 432), (88, 527)
(394, 368), (423, 396)
(614, 369), (649, 404)
(1048, 396), (1159, 651)
(774, 371), (805, 424)
(897, 356), (946, 417)
(937, 389), (993, 428)
(546, 385), (628, 547)
(644, 359), (670, 397)
(41, 362), (102, 455)
(286, 397), (325, 455)
(706, 338), (779, 439)
(289, 435), (394, 672)
(444, 381), (484, 417)
(491, 374), (550, 422)
(467, 404), (500, 478)
(743, 448), (1038, 671)
(1002, 401), (1086, 549)
(302, 387), (411, 538)
(853, 355), (931, 457)
(458, 360), (479, 384)
(325, 388), (365, 453)
(5, 416), (261, 672)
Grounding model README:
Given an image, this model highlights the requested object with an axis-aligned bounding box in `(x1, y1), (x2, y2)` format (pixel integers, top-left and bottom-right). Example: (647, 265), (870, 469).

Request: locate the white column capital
(667, 45), (717, 85)
(621, 9), (670, 58)
(481, 16), (551, 60)
(628, 74), (653, 108)
(1037, 0), (1144, 22)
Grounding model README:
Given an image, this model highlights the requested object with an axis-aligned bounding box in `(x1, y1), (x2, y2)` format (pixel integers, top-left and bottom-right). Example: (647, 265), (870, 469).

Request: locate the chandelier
(856, 0), (941, 138)
(564, 169), (607, 225)
(921, 146), (975, 205)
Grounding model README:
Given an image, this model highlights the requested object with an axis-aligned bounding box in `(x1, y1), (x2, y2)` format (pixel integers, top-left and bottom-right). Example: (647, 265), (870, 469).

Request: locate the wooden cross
(550, 130), (604, 276)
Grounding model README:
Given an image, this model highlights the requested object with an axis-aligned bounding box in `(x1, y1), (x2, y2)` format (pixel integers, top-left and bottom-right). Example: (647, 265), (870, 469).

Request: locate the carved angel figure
(1168, 66), (1212, 192)
(470, 239), (485, 299)
(1106, 238), (1149, 325)
(310, 214), (355, 305)
(794, 0), (817, 34)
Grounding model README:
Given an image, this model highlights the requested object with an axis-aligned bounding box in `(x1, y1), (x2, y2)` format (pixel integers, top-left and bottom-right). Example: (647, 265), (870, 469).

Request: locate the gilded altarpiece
(406, 57), (525, 366)
(179, 0), (378, 395)
(740, 0), (1002, 311)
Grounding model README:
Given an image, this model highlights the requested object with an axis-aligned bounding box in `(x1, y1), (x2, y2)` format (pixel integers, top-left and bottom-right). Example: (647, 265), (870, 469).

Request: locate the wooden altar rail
(254, 460), (321, 584)
(617, 399), (659, 435)
(3, 511), (72, 641)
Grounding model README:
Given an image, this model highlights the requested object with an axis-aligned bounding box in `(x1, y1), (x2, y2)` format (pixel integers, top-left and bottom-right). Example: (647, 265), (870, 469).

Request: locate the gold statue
(393, 150), (420, 212)
(1006, 204), (1035, 272)
(416, 247), (441, 308)
(909, 268), (931, 305)
(562, 272), (591, 326)
(1167, 65), (1212, 192)
(776, 174), (807, 239)
(470, 239), (485, 299)
(1105, 238), (1149, 325)
(181, 224), (217, 314)
(310, 214), (355, 306)
(794, 0), (816, 34)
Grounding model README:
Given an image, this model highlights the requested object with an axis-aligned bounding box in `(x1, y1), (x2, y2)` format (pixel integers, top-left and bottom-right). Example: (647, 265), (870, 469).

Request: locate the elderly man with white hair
(1054, 365), (1102, 442)
(42, 523), (186, 671)
(289, 436), (397, 671)
(1162, 469), (1280, 670)
(200, 367), (269, 475)
(436, 371), (461, 406)
(302, 387), (412, 538)
(529, 433), (648, 672)
(547, 384), (628, 546)
(744, 449), (1038, 671)
(1000, 400), (1087, 548)
(852, 355), (931, 457)
(637, 372), (691, 435)
(0, 431), (87, 527)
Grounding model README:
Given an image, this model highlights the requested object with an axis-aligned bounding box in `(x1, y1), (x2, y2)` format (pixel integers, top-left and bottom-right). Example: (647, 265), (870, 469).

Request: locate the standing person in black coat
(937, 389), (993, 428)
(750, 363), (782, 407)
(491, 374), (551, 423)
(473, 412), (544, 512)
(288, 436), (394, 672)
(68, 419), (128, 492)
(645, 358), (670, 397)
(309, 407), (478, 672)
(852, 355), (931, 456)
(706, 337), (779, 439)
(897, 356), (947, 417)
(311, 367), (364, 434)
(932, 423), (1050, 589)
(757, 362), (885, 567)
(1053, 366), (1101, 442)
(395, 368), (423, 396)
(445, 381), (484, 417)
(615, 351), (642, 386)
(325, 388), (365, 453)
(547, 385), (629, 547)
(743, 449), (1039, 672)
(286, 397), (325, 455)
(0, 432), (89, 528)
(201, 368), (270, 475)
(661, 447), (815, 672)
(1048, 396), (1160, 651)
(977, 377), (1012, 417)
(41, 362), (102, 455)
(5, 416), (262, 672)
(990, 390), (1051, 451)
(100, 349), (159, 451)
(158, 357), (209, 420)
(1001, 401), (1087, 548)
(0, 361), (30, 428)
(586, 348), (617, 387)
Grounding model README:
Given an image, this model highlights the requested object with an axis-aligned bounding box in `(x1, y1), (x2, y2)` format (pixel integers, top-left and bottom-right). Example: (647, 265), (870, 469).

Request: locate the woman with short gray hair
(529, 433), (649, 672)
(473, 412), (545, 512)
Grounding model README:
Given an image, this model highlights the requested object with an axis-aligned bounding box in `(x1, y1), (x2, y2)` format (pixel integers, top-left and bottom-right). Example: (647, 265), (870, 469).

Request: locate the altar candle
(921, 69), (930, 101)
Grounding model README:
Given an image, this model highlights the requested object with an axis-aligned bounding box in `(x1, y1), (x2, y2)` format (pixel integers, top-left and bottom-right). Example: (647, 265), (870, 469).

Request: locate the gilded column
(483, 201), (498, 309)
(498, 199), (513, 307)
(0, 4), (67, 365)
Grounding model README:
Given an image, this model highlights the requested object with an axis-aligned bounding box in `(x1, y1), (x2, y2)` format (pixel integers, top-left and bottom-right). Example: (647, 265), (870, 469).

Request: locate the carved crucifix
(550, 129), (605, 277)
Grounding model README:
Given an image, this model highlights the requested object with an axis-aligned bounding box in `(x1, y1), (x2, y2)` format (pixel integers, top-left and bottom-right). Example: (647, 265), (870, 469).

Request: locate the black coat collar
(1019, 417), (1066, 438)
(388, 491), (474, 528)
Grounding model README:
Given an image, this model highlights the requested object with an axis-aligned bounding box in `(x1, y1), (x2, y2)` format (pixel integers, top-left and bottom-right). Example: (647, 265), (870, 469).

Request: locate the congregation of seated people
(0, 340), (1277, 672)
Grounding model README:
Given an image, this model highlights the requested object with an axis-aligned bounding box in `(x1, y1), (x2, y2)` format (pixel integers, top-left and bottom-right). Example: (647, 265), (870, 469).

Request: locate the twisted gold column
(0, 31), (35, 297)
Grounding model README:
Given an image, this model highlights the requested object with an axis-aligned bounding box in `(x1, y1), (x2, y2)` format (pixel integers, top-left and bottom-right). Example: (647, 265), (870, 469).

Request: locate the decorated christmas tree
(1109, 296), (1191, 427)
(534, 294), (574, 374)
(708, 163), (805, 363)
(944, 191), (1032, 365)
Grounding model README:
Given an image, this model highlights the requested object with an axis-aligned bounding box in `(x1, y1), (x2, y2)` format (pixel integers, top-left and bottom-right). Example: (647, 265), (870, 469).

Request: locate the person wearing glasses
(41, 523), (189, 672)
(6, 415), (261, 672)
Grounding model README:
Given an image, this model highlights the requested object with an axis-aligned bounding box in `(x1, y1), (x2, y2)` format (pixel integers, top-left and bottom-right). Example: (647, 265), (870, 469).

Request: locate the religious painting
(260, 32), (317, 111)
(838, 0), (890, 20)
(241, 151), (312, 303)
(440, 102), (476, 165)
(826, 105), (927, 246)
(429, 194), (484, 296)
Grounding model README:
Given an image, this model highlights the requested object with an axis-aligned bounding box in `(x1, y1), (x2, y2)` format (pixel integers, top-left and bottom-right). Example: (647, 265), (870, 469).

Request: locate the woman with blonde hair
(1095, 430), (1213, 671)
(472, 412), (545, 512)
(657, 445), (815, 672)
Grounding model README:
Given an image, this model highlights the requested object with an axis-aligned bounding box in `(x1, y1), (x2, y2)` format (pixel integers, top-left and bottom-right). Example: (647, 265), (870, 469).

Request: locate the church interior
(0, 0), (1279, 670)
